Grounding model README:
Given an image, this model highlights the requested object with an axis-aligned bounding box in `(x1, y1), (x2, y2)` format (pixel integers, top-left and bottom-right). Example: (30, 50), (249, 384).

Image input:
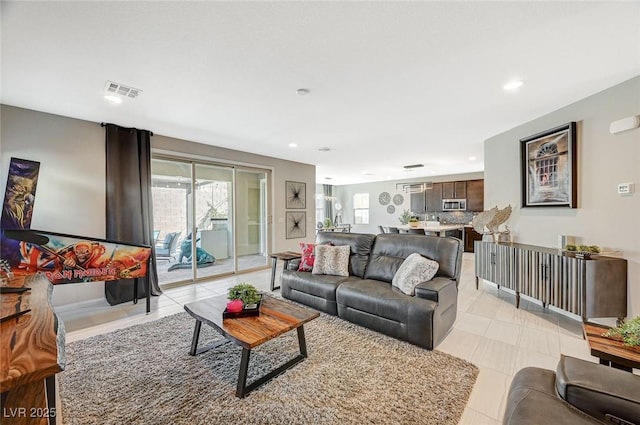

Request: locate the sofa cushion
(316, 232), (376, 278)
(365, 234), (462, 283)
(392, 253), (439, 295)
(298, 242), (332, 272)
(337, 279), (414, 323)
(313, 244), (350, 276)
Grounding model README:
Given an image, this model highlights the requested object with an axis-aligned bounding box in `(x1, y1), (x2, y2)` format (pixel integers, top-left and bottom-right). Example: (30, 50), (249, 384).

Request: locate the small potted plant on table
(409, 217), (419, 228)
(226, 283), (262, 316)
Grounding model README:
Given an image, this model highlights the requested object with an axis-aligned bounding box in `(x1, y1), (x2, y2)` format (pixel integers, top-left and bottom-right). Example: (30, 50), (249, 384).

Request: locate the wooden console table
(474, 241), (627, 321)
(1, 274), (65, 425)
(583, 321), (640, 372)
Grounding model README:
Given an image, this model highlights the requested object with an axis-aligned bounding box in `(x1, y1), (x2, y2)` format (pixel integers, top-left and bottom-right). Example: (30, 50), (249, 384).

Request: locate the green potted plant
(227, 283), (262, 309)
(603, 316), (640, 347)
(398, 209), (411, 225)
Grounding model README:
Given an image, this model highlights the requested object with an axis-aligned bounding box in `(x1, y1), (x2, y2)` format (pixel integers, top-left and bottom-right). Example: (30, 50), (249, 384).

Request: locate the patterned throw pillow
(312, 244), (350, 277)
(392, 253), (439, 296)
(298, 242), (317, 272)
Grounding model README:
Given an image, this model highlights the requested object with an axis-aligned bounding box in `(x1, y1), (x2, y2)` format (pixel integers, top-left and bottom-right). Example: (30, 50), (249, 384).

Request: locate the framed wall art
(285, 211), (306, 239)
(285, 181), (306, 209)
(520, 122), (577, 208)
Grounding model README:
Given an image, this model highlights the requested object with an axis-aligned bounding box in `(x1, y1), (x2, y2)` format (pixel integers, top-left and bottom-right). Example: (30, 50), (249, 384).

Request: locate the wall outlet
(617, 183), (634, 195)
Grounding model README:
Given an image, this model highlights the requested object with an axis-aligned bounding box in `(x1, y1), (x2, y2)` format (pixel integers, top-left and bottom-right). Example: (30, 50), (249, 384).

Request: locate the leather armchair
(503, 355), (640, 425)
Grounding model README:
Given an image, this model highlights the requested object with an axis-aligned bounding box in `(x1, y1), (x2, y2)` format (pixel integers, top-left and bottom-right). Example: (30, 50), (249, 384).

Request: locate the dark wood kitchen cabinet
(425, 183), (443, 212)
(442, 181), (467, 199)
(466, 179), (484, 211)
(464, 226), (483, 252)
(410, 192), (426, 214)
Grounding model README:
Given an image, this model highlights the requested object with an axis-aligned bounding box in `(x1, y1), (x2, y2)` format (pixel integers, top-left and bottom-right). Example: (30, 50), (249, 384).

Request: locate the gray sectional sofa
(281, 232), (463, 349)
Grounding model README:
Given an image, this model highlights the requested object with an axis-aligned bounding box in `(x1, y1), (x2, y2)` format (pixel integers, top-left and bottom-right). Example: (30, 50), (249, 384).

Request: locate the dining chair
(407, 228), (426, 235)
(386, 227), (400, 233)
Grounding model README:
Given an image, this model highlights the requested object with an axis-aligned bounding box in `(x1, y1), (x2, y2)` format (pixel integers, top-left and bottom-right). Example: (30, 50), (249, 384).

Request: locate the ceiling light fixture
(288, 143), (298, 148)
(296, 88), (310, 96)
(503, 80), (524, 91)
(325, 177), (332, 180)
(318, 147), (331, 152)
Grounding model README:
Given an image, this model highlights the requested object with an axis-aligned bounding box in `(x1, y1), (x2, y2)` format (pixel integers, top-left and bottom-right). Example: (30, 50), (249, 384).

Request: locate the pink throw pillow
(298, 243), (317, 272)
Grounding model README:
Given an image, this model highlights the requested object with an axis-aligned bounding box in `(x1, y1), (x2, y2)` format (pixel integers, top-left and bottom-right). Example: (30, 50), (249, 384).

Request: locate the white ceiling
(2, 1), (639, 185)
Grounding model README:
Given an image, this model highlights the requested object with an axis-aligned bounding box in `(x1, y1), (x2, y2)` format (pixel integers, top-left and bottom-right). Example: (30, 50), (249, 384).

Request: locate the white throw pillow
(392, 253), (439, 296)
(312, 244), (350, 277)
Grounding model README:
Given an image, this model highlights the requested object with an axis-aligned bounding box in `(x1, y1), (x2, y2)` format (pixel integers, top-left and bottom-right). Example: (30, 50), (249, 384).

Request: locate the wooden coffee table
(184, 294), (319, 398)
(583, 321), (640, 372)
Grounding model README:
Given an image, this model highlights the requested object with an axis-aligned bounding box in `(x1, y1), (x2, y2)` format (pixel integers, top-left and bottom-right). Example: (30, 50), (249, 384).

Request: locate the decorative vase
(409, 221), (418, 228)
(226, 299), (243, 313)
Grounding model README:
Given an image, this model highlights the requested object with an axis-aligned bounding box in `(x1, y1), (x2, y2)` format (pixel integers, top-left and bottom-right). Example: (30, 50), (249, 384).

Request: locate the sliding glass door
(151, 157), (269, 286)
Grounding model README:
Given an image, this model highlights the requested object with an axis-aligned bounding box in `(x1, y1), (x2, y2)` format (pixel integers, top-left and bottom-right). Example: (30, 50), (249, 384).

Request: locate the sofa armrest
(414, 277), (457, 303)
(556, 355), (640, 425)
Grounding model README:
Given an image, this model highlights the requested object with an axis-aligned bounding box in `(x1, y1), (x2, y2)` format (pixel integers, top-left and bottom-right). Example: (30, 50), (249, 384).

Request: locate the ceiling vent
(403, 164), (424, 169)
(104, 81), (142, 99)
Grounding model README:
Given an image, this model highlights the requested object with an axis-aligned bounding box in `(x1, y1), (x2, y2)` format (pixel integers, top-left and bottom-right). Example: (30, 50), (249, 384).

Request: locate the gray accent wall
(1, 105), (315, 306)
(484, 76), (640, 319)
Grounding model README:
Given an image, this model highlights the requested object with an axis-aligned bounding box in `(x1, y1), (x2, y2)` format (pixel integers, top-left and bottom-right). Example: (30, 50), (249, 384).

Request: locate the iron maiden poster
(1, 229), (151, 284)
(1, 158), (41, 230)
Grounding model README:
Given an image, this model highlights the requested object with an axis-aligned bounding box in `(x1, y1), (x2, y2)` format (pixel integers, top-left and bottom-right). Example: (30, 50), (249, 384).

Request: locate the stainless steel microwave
(442, 199), (466, 211)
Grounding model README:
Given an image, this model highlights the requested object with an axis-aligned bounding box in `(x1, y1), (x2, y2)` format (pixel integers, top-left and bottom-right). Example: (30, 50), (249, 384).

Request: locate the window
(316, 194), (324, 225)
(353, 193), (369, 224)
(535, 142), (559, 190)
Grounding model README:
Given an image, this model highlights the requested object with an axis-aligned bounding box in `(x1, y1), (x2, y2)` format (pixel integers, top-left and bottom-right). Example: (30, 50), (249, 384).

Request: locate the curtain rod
(100, 122), (154, 136)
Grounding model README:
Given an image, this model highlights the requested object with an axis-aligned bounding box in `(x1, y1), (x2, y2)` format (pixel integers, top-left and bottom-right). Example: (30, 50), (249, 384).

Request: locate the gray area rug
(60, 311), (478, 425)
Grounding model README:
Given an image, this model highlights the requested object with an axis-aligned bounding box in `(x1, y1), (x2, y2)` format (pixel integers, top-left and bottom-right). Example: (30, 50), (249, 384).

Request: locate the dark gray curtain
(103, 123), (161, 305)
(323, 184), (333, 223)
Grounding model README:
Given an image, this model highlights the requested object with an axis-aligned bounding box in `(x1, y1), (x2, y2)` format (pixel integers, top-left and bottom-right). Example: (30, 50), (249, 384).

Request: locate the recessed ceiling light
(318, 147), (331, 152)
(296, 88), (310, 96)
(503, 80), (524, 91)
(468, 156), (477, 161)
(104, 95), (122, 104)
(288, 143), (298, 148)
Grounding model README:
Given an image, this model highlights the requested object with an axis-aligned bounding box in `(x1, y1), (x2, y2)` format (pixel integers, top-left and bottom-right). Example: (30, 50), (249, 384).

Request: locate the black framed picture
(285, 211), (306, 239)
(285, 181), (306, 209)
(520, 122), (577, 208)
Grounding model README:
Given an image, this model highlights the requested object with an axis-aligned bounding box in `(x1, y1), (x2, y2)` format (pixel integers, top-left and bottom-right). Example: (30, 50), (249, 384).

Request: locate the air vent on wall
(104, 81), (142, 99)
(403, 164), (424, 169)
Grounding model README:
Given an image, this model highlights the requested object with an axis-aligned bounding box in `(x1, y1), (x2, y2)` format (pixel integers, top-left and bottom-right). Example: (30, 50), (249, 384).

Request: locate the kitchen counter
(397, 223), (465, 234)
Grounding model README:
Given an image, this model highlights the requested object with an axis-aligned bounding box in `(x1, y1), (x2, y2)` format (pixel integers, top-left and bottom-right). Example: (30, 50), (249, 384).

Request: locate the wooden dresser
(1, 274), (65, 425)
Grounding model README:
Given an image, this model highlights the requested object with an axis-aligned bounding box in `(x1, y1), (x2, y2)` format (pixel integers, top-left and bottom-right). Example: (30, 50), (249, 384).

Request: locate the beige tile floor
(56, 253), (617, 424)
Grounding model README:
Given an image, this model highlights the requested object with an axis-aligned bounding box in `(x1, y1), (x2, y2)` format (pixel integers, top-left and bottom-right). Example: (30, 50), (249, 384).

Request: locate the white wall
(1, 105), (315, 306)
(484, 76), (640, 319)
(334, 172), (484, 234)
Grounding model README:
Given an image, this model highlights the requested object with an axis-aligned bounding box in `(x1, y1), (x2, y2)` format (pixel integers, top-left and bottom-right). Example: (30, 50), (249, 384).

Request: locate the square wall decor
(285, 181), (306, 209)
(285, 211), (306, 239)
